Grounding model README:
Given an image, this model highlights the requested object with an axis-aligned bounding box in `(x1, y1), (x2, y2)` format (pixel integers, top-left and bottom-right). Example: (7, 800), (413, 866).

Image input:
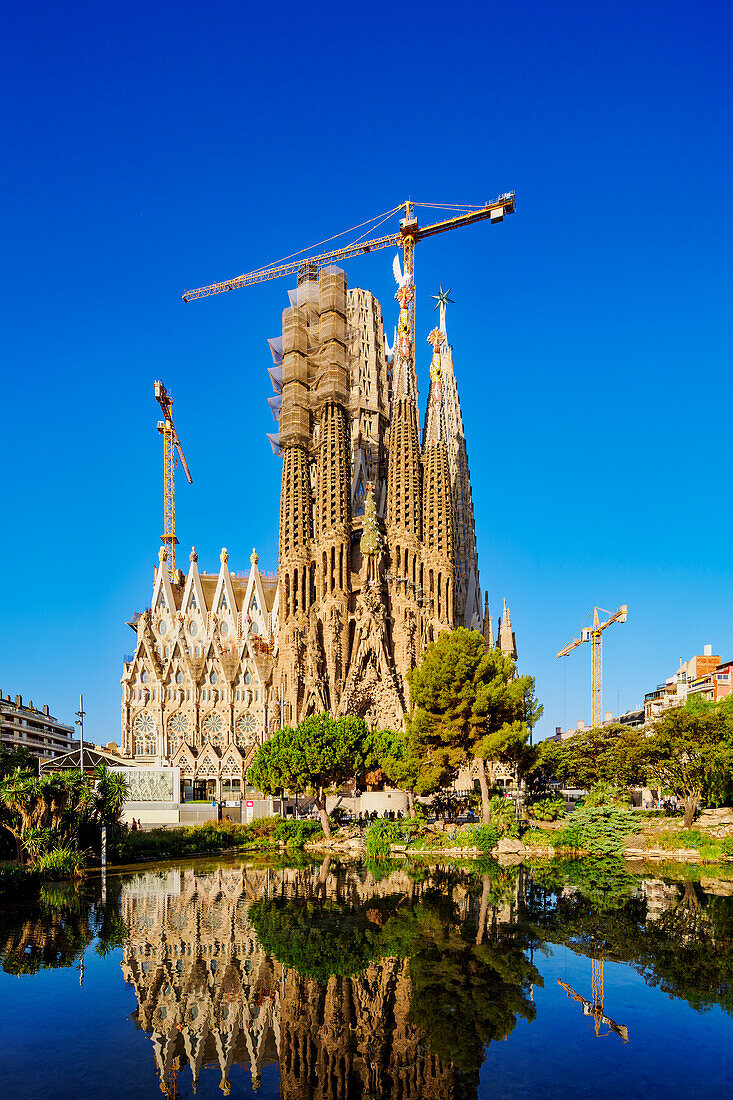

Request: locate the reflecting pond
(2, 858), (733, 1098)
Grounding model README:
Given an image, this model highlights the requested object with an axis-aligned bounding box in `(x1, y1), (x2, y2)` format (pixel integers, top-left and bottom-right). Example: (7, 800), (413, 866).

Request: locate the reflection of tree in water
(521, 859), (733, 1017)
(251, 868), (540, 1098)
(0, 879), (125, 976)
(7, 860), (733, 1097)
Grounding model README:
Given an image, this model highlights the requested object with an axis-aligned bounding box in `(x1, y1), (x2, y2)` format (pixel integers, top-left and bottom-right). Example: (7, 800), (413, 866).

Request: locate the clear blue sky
(2, 0), (731, 743)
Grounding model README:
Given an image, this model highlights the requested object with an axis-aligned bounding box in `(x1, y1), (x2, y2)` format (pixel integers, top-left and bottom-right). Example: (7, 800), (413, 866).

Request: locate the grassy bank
(112, 817), (323, 863)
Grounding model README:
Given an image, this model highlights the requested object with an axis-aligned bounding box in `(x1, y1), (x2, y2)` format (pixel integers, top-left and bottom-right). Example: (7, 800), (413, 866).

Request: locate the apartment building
(0, 692), (76, 762)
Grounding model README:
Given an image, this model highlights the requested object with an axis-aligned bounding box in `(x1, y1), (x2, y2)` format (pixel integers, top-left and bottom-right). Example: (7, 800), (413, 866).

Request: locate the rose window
(203, 711), (225, 746)
(169, 712), (189, 734)
(134, 711), (155, 735)
(203, 712), (222, 735)
(236, 712), (258, 747)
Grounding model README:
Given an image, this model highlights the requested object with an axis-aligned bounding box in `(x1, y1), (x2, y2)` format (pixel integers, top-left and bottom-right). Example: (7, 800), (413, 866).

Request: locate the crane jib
(181, 194), (515, 302)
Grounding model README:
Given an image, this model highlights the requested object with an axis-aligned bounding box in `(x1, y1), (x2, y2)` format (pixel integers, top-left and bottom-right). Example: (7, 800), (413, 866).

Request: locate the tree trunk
(407, 790), (415, 819)
(682, 793), (698, 829)
(476, 759), (491, 826)
(318, 855), (332, 896)
(476, 873), (491, 946)
(314, 789), (331, 839)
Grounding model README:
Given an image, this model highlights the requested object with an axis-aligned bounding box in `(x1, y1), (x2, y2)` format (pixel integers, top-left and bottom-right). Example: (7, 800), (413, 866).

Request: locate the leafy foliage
(248, 712), (368, 837)
(528, 796), (566, 821)
(365, 819), (403, 859)
(644, 701), (733, 826)
(112, 816), (322, 862)
(34, 846), (86, 879)
(583, 781), (631, 807)
(558, 804), (639, 856)
(363, 725), (422, 814)
(464, 824), (499, 852)
(0, 765), (129, 866)
(537, 723), (646, 791)
(407, 628), (539, 824)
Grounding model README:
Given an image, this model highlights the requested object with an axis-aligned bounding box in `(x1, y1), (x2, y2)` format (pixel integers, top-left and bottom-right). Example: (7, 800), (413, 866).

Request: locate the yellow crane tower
(181, 195), (515, 348)
(558, 957), (629, 1041)
(557, 605), (628, 728)
(154, 380), (193, 579)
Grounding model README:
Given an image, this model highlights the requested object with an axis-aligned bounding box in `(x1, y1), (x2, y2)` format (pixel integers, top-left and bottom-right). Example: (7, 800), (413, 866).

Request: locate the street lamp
(75, 694), (85, 775)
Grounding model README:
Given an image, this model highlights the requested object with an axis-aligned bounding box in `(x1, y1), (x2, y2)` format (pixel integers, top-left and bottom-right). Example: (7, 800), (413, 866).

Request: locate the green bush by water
(34, 846), (86, 879)
(366, 819), (402, 859)
(558, 804), (638, 856)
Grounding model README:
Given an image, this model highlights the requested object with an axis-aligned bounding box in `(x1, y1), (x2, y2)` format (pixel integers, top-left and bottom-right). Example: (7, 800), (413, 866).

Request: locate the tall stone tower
(426, 291), (482, 629)
(269, 263), (483, 729)
(422, 327), (455, 641)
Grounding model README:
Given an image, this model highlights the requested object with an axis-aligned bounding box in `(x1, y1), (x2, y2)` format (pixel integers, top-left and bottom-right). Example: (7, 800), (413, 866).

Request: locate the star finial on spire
(431, 284), (454, 335)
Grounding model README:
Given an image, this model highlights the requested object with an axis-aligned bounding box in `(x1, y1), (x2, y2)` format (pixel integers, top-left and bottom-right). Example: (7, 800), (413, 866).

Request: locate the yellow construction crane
(558, 957), (629, 1041)
(154, 380), (192, 578)
(182, 196), (515, 346)
(557, 605), (628, 728)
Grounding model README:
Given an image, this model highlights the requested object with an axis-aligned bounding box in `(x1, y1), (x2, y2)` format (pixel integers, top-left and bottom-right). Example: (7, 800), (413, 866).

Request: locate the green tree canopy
(644, 700), (733, 826)
(363, 725), (423, 817)
(248, 712), (368, 837)
(407, 629), (540, 824)
(537, 723), (646, 792)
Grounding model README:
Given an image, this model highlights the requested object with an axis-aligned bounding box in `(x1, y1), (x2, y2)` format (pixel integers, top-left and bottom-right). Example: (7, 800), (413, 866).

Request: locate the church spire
(391, 257), (417, 403)
(483, 593), (494, 650)
(431, 283), (454, 338)
(497, 597), (517, 659)
(422, 326), (454, 632)
(428, 290), (482, 629)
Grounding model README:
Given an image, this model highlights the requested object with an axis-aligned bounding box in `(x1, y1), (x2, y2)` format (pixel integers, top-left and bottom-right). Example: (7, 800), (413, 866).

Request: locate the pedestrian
(131, 818), (137, 832)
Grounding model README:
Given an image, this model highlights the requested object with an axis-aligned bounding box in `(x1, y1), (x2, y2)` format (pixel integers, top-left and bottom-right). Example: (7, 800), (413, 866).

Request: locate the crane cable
(254, 204), (404, 273)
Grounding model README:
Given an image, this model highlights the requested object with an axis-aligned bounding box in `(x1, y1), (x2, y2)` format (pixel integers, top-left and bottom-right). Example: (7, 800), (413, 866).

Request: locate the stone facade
(120, 865), (481, 1097)
(120, 547), (277, 790)
(271, 265), (481, 730)
(121, 263), (507, 774)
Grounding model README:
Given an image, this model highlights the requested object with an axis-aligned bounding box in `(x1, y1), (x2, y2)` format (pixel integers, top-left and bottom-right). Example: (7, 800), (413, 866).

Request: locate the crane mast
(557, 605), (628, 728)
(154, 380), (193, 579)
(181, 195), (515, 352)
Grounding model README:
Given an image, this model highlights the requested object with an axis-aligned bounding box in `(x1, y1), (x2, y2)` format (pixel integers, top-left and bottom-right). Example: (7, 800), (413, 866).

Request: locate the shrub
(366, 819), (402, 859)
(558, 805), (637, 856)
(721, 836), (733, 857)
(487, 796), (516, 835)
(528, 797), (566, 821)
(522, 827), (557, 848)
(0, 862), (39, 896)
(651, 828), (724, 857)
(272, 820), (323, 848)
(408, 832), (451, 851)
(462, 824), (499, 852)
(35, 846), (86, 879)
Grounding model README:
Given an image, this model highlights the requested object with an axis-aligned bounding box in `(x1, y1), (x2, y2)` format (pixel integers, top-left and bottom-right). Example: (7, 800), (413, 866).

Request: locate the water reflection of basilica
(121, 864), (517, 1097)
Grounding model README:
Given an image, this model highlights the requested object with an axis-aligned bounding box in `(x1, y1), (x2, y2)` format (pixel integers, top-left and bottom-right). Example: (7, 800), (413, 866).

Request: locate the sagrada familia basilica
(120, 262), (517, 791)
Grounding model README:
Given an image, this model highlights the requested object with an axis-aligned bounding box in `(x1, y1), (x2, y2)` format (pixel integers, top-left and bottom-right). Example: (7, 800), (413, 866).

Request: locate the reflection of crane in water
(558, 956), (629, 1041)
